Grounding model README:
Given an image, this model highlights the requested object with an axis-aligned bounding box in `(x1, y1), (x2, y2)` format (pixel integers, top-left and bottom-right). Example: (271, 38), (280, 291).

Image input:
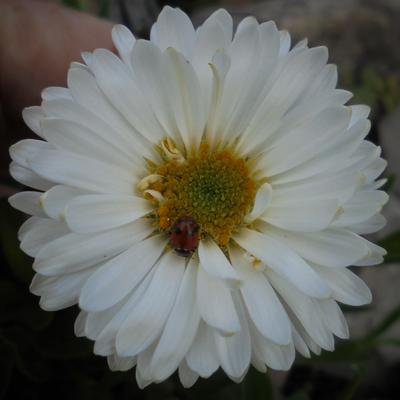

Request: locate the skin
(0, 0), (115, 178)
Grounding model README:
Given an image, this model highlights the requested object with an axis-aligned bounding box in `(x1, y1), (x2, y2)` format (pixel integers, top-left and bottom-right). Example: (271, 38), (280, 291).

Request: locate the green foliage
(60, 0), (89, 11)
(98, 0), (111, 18)
(379, 231), (400, 263)
(382, 174), (396, 193)
(60, 0), (111, 17)
(241, 368), (274, 400)
(342, 66), (400, 113)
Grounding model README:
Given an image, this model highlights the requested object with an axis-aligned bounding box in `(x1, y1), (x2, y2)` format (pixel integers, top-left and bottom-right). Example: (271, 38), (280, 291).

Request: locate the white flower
(9, 6), (388, 388)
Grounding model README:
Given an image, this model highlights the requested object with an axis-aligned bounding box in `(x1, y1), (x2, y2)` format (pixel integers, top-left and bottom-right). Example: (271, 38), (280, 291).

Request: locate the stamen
(141, 139), (257, 247)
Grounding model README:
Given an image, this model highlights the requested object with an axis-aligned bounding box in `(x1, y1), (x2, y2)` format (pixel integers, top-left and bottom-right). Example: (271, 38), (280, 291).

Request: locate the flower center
(141, 140), (256, 247)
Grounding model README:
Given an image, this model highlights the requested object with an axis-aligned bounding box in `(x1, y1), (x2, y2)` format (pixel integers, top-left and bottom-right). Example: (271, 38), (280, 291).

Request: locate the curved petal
(261, 198), (339, 232)
(9, 191), (46, 217)
(41, 185), (83, 220)
(34, 219), (152, 276)
(186, 321), (219, 378)
(116, 251), (185, 357)
(244, 182), (272, 223)
(233, 228), (331, 298)
(79, 235), (167, 312)
(65, 194), (153, 233)
(151, 257), (200, 381)
(198, 238), (240, 284)
(150, 6), (195, 58)
(229, 245), (291, 345)
(265, 225), (369, 268)
(196, 264), (240, 335)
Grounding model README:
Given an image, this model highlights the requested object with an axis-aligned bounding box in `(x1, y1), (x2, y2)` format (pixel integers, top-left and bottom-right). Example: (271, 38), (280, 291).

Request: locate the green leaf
(379, 231), (400, 263)
(382, 173), (396, 193)
(0, 337), (16, 398)
(304, 340), (369, 364)
(0, 200), (33, 285)
(98, 0), (111, 18)
(364, 304), (400, 342)
(60, 0), (88, 11)
(339, 365), (365, 400)
(241, 367), (274, 400)
(287, 387), (311, 400)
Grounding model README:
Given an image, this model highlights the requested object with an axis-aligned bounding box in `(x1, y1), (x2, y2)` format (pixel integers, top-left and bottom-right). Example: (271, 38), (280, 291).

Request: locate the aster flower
(9, 6), (388, 388)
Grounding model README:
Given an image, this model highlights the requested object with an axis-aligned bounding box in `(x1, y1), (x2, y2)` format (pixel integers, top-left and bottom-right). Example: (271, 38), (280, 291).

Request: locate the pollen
(141, 140), (257, 247)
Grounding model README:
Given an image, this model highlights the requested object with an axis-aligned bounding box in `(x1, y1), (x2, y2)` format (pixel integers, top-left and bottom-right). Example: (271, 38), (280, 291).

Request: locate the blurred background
(1, 0), (400, 399)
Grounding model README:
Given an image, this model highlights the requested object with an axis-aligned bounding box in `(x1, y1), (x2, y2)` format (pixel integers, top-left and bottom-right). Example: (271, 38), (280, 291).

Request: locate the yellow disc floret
(141, 140), (256, 247)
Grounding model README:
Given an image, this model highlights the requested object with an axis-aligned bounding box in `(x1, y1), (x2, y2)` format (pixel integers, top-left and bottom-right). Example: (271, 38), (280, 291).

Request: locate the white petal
(318, 299), (349, 339)
(84, 301), (124, 340)
(93, 270), (154, 356)
(271, 118), (370, 184)
(198, 238), (240, 284)
(22, 106), (45, 138)
(191, 20), (227, 121)
(349, 213), (386, 235)
(74, 311), (88, 337)
(234, 228), (331, 298)
(196, 264), (240, 335)
(9, 162), (53, 191)
(214, 18), (261, 142)
(244, 182), (272, 223)
(221, 21), (280, 143)
(151, 6), (195, 58)
(267, 270), (334, 351)
(9, 191), (46, 217)
(242, 47), (330, 153)
(107, 354), (136, 372)
(90, 49), (164, 143)
(34, 219), (152, 276)
(206, 50), (231, 145)
(353, 240), (386, 266)
(116, 251), (185, 356)
(136, 343), (156, 388)
(20, 218), (69, 257)
(165, 47), (206, 151)
(312, 265), (372, 306)
(332, 191), (388, 227)
(186, 321), (219, 378)
(262, 198), (339, 232)
(349, 104), (370, 127)
(151, 257), (200, 381)
(271, 170), (359, 206)
(40, 118), (134, 171)
(66, 68), (154, 162)
(291, 323), (311, 358)
(65, 194), (152, 233)
(229, 245), (291, 345)
(9, 139), (52, 169)
(31, 268), (94, 311)
(266, 225), (369, 268)
(279, 30), (291, 55)
(41, 87), (72, 101)
(213, 293), (251, 378)
(258, 107), (350, 176)
(247, 317), (295, 370)
(29, 149), (135, 195)
(202, 8), (233, 43)
(112, 24), (135, 65)
(79, 234), (167, 312)
(41, 185), (83, 220)
(178, 360), (199, 388)
(131, 41), (180, 142)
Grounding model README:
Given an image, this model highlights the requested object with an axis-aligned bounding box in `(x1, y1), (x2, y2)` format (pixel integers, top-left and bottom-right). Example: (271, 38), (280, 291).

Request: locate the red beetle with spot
(170, 216), (200, 257)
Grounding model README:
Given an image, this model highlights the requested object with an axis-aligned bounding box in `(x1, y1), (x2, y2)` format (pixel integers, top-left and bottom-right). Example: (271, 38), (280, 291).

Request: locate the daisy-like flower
(9, 6), (388, 388)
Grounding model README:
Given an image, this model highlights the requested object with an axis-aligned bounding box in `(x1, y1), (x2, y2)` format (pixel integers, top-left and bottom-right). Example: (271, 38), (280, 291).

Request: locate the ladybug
(170, 216), (200, 257)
